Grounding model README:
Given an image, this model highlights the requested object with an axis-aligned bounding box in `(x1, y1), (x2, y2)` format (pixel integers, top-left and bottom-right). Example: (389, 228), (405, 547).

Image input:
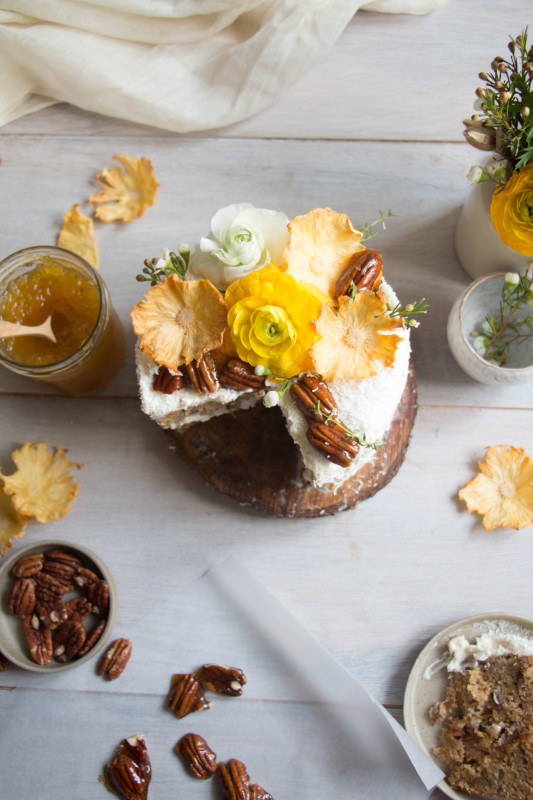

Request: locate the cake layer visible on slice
(433, 653), (533, 800)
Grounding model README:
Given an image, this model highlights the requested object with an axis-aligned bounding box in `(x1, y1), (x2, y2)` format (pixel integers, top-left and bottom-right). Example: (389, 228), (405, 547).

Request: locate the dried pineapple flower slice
(57, 203), (99, 268)
(130, 275), (227, 371)
(89, 154), (159, 222)
(0, 485), (27, 557)
(281, 207), (364, 298)
(311, 291), (405, 381)
(459, 445), (533, 530)
(0, 443), (83, 524)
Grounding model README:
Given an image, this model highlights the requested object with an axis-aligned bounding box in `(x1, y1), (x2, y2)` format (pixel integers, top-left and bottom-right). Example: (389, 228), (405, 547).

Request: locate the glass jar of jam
(0, 246), (125, 395)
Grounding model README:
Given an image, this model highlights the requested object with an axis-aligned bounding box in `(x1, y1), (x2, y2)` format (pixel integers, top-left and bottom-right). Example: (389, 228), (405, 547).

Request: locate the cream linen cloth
(0, 0), (443, 132)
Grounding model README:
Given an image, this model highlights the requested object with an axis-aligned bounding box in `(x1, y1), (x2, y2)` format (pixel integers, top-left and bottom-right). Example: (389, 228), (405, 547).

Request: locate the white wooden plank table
(1, 2), (532, 798)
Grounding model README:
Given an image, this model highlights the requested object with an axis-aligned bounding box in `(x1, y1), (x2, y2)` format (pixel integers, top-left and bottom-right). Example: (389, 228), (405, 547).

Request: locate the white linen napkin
(0, 0), (444, 132)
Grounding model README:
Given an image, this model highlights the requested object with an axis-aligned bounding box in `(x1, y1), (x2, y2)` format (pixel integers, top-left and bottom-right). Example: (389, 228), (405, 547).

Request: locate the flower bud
(264, 390), (280, 408)
(504, 272), (520, 288)
(408, 319), (420, 328)
(523, 107), (531, 117)
(499, 91), (512, 103)
(494, 80), (503, 89)
(508, 40), (516, 53)
(405, 303), (414, 312)
(475, 87), (486, 98)
(254, 364), (268, 376)
(497, 63), (508, 74)
(478, 71), (489, 81)
(464, 128), (496, 151)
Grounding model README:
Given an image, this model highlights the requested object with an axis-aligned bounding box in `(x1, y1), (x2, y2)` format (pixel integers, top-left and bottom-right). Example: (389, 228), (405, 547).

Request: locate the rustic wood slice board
(167, 362), (417, 518)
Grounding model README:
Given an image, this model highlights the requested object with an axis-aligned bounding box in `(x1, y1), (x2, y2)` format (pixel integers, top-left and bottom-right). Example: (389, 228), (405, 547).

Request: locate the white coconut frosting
(135, 279), (410, 489)
(447, 622), (533, 673)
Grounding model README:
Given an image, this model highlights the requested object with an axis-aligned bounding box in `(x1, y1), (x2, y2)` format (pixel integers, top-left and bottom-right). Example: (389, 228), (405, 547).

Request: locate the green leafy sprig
(356, 210), (395, 243)
(136, 247), (190, 285)
(471, 271), (533, 365)
(464, 28), (533, 175)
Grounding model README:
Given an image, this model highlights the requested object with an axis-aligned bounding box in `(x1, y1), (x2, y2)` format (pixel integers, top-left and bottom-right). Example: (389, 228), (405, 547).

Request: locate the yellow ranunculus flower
(224, 265), (327, 376)
(490, 165), (533, 256)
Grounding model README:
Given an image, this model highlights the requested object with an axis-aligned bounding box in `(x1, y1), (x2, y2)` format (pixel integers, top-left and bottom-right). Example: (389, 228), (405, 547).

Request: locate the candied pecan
(103, 735), (151, 800)
(36, 599), (68, 630)
(290, 373), (338, 422)
(64, 596), (93, 623)
(334, 248), (383, 299)
(216, 759), (250, 800)
(8, 577), (36, 618)
(175, 733), (217, 780)
(0, 650), (8, 671)
(182, 352), (219, 394)
(197, 663), (247, 696)
(306, 420), (359, 467)
(153, 365), (185, 394)
(85, 579), (109, 616)
(12, 552), (44, 578)
(23, 614), (53, 665)
(53, 620), (87, 663)
(77, 618), (106, 657)
(98, 638), (132, 680)
(168, 673), (211, 718)
(220, 359), (266, 393)
(249, 784), (275, 800)
(74, 566), (100, 589)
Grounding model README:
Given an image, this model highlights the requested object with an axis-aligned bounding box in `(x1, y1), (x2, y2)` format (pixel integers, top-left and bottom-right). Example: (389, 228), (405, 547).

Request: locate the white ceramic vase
(454, 180), (528, 280)
(447, 272), (533, 386)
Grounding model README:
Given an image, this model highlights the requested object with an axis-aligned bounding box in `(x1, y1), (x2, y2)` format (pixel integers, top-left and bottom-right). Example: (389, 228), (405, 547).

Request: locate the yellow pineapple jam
(0, 257), (100, 365)
(0, 250), (125, 395)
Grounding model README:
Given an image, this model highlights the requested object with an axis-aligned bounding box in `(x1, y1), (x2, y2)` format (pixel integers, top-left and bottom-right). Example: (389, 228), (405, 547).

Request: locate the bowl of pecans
(0, 540), (117, 672)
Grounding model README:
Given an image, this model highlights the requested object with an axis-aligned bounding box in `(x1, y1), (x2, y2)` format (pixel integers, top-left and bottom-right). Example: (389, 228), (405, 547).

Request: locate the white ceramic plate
(0, 540), (117, 672)
(403, 612), (533, 800)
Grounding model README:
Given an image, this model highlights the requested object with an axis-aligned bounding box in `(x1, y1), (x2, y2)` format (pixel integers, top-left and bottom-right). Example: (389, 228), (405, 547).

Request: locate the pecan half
(42, 552), (79, 586)
(85, 579), (109, 616)
(290, 373), (338, 422)
(36, 599), (68, 630)
(216, 759), (250, 800)
(103, 735), (151, 800)
(77, 618), (107, 657)
(64, 596), (93, 623)
(249, 784), (275, 800)
(197, 664), (247, 696)
(34, 571), (71, 600)
(175, 733), (217, 780)
(12, 552), (44, 578)
(306, 420), (360, 467)
(168, 673), (211, 718)
(334, 248), (383, 299)
(220, 359), (266, 393)
(23, 614), (53, 665)
(74, 566), (100, 589)
(44, 548), (84, 571)
(53, 619), (87, 663)
(153, 365), (184, 394)
(8, 577), (36, 618)
(183, 352), (219, 394)
(98, 638), (132, 680)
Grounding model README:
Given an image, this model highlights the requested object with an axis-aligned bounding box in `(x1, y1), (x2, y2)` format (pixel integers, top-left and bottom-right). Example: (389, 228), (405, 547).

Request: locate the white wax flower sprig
(188, 203), (290, 290)
(471, 266), (533, 365)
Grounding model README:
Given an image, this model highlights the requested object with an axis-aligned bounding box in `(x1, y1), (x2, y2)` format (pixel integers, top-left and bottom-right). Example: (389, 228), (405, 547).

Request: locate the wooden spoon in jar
(0, 315), (57, 343)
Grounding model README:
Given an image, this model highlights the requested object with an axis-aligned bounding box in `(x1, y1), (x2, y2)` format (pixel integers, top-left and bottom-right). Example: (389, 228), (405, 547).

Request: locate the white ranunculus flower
(188, 203), (289, 290)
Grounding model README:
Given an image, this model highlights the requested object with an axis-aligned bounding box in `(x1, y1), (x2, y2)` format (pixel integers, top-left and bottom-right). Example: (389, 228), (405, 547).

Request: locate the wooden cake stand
(167, 363), (417, 518)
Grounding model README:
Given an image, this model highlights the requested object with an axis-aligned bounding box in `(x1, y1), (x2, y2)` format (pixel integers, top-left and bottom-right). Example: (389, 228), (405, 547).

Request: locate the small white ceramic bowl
(447, 272), (533, 385)
(0, 540), (117, 672)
